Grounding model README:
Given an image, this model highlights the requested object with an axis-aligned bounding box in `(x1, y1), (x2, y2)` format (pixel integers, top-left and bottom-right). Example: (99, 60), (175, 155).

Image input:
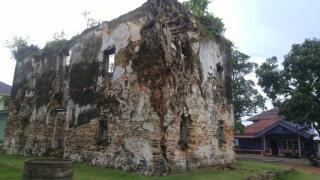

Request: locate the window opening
(97, 120), (110, 145)
(281, 140), (298, 150)
(103, 46), (116, 74)
(66, 56), (71, 66)
(218, 120), (225, 146)
(65, 50), (71, 66)
(179, 113), (191, 151)
(216, 62), (223, 73)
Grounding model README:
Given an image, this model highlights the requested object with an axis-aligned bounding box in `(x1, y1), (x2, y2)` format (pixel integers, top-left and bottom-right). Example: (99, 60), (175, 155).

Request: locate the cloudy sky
(1, 0), (319, 89)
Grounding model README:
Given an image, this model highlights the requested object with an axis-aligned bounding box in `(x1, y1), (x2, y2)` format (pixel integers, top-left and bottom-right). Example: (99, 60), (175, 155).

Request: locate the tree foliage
(183, 0), (225, 35)
(255, 56), (288, 104)
(232, 49), (266, 132)
(183, 0), (210, 16)
(256, 39), (320, 134)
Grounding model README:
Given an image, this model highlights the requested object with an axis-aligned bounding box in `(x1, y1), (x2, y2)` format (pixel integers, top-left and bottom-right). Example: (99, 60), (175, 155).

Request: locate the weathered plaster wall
(4, 0), (234, 175)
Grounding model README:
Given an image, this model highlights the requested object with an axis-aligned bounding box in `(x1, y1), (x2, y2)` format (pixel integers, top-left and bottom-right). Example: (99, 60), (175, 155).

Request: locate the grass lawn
(0, 153), (319, 180)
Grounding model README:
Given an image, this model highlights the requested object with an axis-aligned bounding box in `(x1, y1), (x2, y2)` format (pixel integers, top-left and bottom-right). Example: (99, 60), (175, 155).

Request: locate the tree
(256, 38), (320, 134)
(232, 49), (266, 132)
(183, 0), (210, 16)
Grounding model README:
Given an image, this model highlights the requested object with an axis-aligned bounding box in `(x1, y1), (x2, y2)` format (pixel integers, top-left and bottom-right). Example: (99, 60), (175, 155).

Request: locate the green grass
(284, 171), (320, 180)
(0, 153), (319, 180)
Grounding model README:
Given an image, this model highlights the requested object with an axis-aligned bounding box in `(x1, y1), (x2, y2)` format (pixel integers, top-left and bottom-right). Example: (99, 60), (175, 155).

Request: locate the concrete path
(236, 154), (320, 174)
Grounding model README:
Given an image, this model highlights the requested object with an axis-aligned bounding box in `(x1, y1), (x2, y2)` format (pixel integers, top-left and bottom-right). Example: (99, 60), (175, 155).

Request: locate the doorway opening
(271, 139), (278, 156)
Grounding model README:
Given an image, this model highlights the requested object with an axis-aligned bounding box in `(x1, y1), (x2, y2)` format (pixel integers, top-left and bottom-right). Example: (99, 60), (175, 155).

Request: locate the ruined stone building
(4, 0), (234, 175)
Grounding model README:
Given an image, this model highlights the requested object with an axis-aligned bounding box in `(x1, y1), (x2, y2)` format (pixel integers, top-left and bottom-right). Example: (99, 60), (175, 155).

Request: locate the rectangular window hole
(103, 46), (116, 74)
(97, 120), (110, 145)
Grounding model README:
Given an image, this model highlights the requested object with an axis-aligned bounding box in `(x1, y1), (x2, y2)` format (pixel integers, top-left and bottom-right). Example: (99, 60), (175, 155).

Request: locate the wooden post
(317, 141), (320, 159)
(262, 135), (265, 156)
(297, 134), (302, 158)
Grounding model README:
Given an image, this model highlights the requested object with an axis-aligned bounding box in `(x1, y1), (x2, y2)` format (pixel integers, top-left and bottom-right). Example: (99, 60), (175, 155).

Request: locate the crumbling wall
(4, 0), (234, 175)
(5, 51), (68, 156)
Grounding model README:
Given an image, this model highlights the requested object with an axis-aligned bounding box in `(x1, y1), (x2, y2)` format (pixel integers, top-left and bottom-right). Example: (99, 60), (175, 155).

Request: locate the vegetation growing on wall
(42, 39), (70, 56)
(5, 37), (40, 62)
(183, 0), (225, 36)
(6, 36), (71, 62)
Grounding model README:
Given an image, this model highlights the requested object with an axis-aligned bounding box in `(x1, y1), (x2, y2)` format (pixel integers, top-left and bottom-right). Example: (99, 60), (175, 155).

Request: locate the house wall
(0, 95), (9, 143)
(0, 96), (4, 110)
(238, 138), (263, 150)
(237, 134), (316, 157)
(317, 142), (320, 159)
(4, 0), (234, 175)
(264, 134), (315, 157)
(0, 95), (9, 111)
(265, 134), (294, 149)
(303, 138), (317, 156)
(0, 113), (8, 143)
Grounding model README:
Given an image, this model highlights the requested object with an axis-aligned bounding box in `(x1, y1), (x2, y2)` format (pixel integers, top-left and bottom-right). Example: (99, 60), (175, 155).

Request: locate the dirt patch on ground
(237, 154), (320, 174)
(280, 161), (320, 174)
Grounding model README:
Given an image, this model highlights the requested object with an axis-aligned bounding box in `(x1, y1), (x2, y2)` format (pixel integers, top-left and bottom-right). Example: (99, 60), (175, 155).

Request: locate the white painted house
(0, 81), (11, 143)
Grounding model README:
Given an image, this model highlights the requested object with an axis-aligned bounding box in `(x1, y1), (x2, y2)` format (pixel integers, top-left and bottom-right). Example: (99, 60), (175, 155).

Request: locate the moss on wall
(35, 70), (56, 108)
(103, 94), (120, 116)
(77, 108), (100, 127)
(69, 62), (100, 106)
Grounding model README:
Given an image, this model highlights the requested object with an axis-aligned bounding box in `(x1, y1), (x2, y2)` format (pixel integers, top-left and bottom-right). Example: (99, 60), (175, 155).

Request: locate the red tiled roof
(240, 118), (280, 136)
(236, 109), (319, 139)
(247, 109), (285, 122)
(236, 109), (284, 137)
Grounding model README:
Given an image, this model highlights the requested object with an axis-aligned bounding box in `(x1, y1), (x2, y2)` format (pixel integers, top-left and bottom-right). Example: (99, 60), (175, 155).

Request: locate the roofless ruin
(4, 0), (234, 175)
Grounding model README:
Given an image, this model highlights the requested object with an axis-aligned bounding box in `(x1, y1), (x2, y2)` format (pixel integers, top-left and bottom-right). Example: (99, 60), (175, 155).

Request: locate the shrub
(6, 36), (40, 62)
(183, 0), (225, 36)
(198, 13), (225, 36)
(42, 39), (70, 56)
(6, 36), (71, 62)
